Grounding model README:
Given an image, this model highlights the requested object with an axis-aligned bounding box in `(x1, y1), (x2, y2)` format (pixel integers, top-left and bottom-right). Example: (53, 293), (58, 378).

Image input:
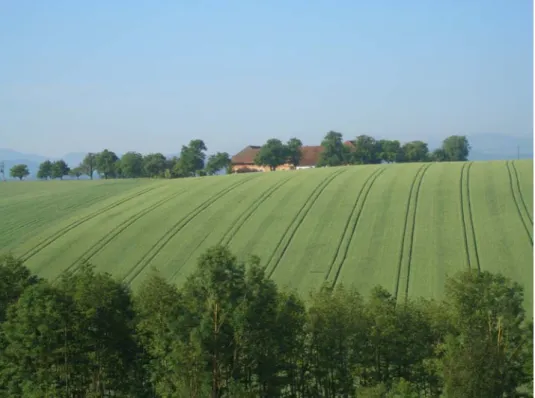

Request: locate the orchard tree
(115, 158), (124, 178)
(143, 153), (167, 178)
(378, 139), (402, 163)
(430, 148), (447, 162)
(174, 139), (207, 177)
(120, 151), (144, 178)
(352, 135), (381, 164)
(205, 152), (231, 175)
(401, 141), (429, 162)
(95, 149), (119, 179)
(79, 153), (96, 180)
(37, 160), (53, 180)
(286, 138), (303, 168)
(165, 156), (178, 178)
(51, 160), (70, 180)
(9, 164), (29, 180)
(69, 167), (83, 180)
(317, 131), (350, 167)
(442, 135), (471, 161)
(255, 138), (288, 171)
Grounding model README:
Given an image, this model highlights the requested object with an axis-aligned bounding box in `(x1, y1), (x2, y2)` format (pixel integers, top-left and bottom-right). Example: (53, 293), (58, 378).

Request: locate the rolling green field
(1, 160), (532, 310)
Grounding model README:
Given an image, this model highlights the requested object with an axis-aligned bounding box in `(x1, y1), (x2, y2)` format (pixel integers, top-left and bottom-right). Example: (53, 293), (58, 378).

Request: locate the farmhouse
(231, 141), (355, 173)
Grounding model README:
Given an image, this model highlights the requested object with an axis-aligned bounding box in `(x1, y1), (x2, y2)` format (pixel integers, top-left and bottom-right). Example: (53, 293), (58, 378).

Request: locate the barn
(230, 142), (355, 173)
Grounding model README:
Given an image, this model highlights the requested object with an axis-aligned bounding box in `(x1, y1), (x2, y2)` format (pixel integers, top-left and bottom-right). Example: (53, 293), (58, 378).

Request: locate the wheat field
(1, 160), (532, 310)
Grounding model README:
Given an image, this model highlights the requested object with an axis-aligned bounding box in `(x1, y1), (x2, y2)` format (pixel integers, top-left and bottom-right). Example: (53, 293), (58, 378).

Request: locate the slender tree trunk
(213, 302), (220, 398)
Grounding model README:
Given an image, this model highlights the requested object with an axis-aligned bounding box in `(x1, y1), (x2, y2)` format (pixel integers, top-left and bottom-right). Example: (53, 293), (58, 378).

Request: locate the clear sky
(0, 0), (532, 157)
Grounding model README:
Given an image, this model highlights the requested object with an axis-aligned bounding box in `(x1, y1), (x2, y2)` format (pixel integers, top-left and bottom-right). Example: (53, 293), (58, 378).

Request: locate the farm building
(230, 141), (355, 173)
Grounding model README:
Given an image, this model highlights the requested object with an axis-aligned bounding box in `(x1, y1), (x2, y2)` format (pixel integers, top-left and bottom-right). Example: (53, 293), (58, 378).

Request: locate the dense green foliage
(254, 138), (304, 170)
(0, 248), (531, 397)
(9, 164), (29, 180)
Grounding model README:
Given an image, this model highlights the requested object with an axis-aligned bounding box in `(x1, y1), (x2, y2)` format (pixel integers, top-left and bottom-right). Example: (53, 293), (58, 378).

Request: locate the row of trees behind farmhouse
(0, 246), (531, 397)
(254, 133), (470, 171)
(8, 132), (470, 180)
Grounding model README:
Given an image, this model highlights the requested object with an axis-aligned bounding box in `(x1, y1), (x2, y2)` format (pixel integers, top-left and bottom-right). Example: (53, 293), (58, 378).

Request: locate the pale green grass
(512, 159), (533, 222)
(271, 166), (376, 294)
(229, 168), (335, 271)
(408, 162), (466, 300)
(91, 175), (244, 281)
(0, 161), (532, 309)
(132, 172), (279, 288)
(469, 161), (533, 313)
(25, 184), (175, 279)
(335, 163), (419, 298)
(0, 179), (156, 249)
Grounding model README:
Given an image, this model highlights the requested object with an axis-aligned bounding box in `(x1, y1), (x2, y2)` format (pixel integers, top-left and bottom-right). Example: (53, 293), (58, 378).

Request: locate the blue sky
(0, 0), (532, 157)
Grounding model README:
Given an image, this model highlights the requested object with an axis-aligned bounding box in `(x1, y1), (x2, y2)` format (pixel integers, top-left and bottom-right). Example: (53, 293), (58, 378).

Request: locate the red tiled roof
(231, 146), (261, 164)
(299, 146), (324, 166)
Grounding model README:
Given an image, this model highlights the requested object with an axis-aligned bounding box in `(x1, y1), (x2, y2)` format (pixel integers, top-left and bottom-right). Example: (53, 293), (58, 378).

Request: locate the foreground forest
(0, 246), (532, 398)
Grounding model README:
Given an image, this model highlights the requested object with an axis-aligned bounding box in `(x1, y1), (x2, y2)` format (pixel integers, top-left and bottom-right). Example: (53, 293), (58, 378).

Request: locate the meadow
(0, 159), (532, 310)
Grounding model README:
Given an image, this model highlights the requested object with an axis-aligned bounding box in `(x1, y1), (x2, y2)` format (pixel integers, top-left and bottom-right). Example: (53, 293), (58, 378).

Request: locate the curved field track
(0, 160), (532, 310)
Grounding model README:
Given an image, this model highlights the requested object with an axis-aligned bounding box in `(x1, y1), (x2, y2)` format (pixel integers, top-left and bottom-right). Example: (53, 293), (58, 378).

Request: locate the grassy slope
(0, 160), (532, 309)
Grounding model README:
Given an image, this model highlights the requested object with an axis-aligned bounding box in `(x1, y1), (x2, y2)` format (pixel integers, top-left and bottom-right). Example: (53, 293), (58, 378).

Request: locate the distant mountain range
(0, 133), (531, 180)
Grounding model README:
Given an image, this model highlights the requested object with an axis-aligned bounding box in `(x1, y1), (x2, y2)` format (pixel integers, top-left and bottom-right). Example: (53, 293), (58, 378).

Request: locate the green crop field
(1, 160), (532, 310)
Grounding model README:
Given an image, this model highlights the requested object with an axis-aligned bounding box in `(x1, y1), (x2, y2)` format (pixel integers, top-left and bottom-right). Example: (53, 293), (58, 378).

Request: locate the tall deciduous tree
(51, 159), (70, 180)
(1, 281), (75, 397)
(307, 285), (369, 396)
(317, 131), (350, 167)
(120, 151), (144, 178)
(378, 139), (402, 163)
(401, 141), (429, 162)
(205, 152), (232, 176)
(352, 135), (381, 164)
(286, 138), (303, 168)
(58, 263), (144, 396)
(69, 166), (84, 180)
(182, 246), (248, 397)
(174, 140), (208, 177)
(9, 164), (29, 180)
(37, 160), (53, 180)
(430, 148), (446, 162)
(254, 139), (288, 171)
(95, 149), (119, 179)
(135, 270), (205, 396)
(441, 135), (471, 161)
(143, 153), (167, 178)
(80, 153), (96, 180)
(0, 254), (38, 324)
(440, 270), (532, 397)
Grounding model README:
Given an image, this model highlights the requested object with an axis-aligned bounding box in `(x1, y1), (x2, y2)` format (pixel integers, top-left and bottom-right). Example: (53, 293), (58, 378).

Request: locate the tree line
(0, 246), (531, 397)
(7, 133), (470, 180)
(252, 133), (471, 171)
(44, 141), (231, 180)
(8, 140), (232, 181)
